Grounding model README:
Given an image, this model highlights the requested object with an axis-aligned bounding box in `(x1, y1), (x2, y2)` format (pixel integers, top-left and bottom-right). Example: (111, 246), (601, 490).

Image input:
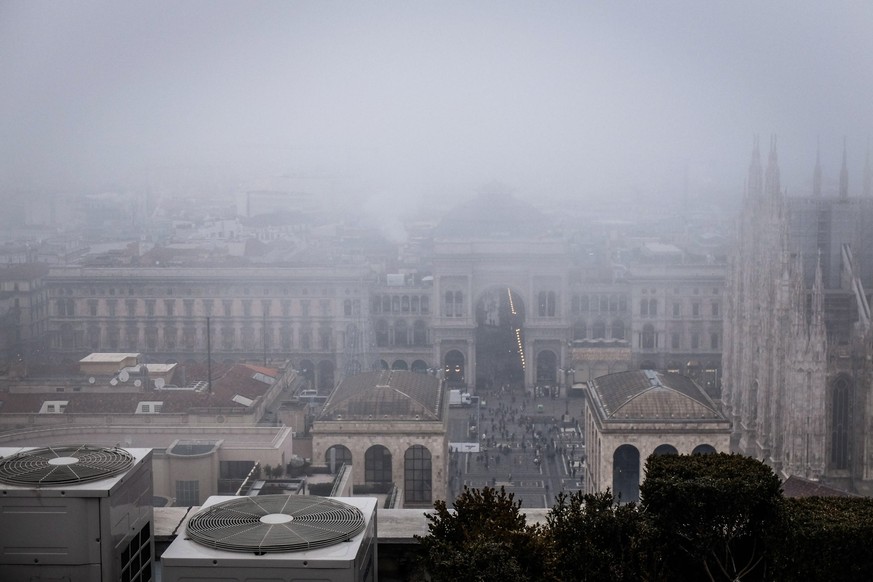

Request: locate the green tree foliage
(639, 453), (783, 581)
(415, 486), (553, 582)
(546, 489), (649, 582)
(771, 497), (873, 582)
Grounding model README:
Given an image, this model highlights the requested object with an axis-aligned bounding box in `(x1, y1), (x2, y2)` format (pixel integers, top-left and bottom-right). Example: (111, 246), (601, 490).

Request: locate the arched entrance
(444, 350), (465, 385)
(474, 287), (526, 391)
(536, 350), (557, 385)
(612, 444), (640, 503)
(411, 359), (428, 373)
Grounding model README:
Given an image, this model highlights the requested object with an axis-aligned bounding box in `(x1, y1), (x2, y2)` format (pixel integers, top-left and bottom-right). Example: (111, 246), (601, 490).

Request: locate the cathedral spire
(747, 135), (763, 198)
(811, 251), (825, 331)
(863, 137), (872, 198)
(813, 137), (822, 197)
(765, 134), (781, 199)
(839, 137), (849, 200)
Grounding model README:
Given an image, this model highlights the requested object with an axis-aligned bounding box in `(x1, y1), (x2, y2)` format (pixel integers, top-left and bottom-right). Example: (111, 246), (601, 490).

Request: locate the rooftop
(589, 370), (724, 422)
(319, 370), (443, 421)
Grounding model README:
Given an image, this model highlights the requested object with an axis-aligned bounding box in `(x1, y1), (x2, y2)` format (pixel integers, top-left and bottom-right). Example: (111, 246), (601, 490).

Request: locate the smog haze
(2, 1), (873, 210)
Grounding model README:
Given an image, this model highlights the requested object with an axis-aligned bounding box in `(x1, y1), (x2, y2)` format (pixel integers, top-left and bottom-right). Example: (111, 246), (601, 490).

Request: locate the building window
(175, 480), (200, 506)
(831, 376), (852, 470)
(711, 302), (720, 317)
(641, 324), (656, 349)
(691, 333), (699, 349)
(404, 445), (432, 504)
(365, 445), (392, 483)
(710, 333), (719, 350)
(325, 445), (352, 473)
(692, 302), (700, 317)
(673, 302), (681, 318)
(671, 333), (680, 349)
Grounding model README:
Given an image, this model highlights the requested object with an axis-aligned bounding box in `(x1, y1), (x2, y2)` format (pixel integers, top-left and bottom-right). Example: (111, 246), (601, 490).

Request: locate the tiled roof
(0, 363), (277, 415)
(782, 475), (858, 498)
(591, 370), (723, 421)
(319, 370), (443, 421)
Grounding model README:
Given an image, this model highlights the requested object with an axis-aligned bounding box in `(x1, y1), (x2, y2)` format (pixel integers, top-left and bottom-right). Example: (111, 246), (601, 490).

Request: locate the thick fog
(2, 1), (873, 209)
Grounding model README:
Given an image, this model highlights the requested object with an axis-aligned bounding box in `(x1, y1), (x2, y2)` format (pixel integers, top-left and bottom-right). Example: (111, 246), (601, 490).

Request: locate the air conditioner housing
(0, 445), (154, 582)
(161, 495), (377, 582)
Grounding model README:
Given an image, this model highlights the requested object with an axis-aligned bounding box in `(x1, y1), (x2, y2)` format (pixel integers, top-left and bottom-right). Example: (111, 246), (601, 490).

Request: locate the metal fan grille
(0, 445), (134, 486)
(186, 495), (366, 553)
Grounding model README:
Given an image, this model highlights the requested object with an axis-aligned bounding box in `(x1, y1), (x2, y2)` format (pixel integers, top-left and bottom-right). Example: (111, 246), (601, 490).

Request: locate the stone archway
(474, 286), (526, 391)
(536, 349), (557, 385)
(444, 350), (465, 385)
(613, 444), (640, 503)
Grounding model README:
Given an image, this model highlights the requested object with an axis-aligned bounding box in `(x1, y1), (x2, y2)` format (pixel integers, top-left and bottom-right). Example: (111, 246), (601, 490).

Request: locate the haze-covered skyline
(2, 1), (872, 210)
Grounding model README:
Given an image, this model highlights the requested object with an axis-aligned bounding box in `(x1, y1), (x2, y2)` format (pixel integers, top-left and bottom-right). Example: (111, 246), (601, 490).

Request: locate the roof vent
(0, 445), (134, 486)
(186, 495), (366, 554)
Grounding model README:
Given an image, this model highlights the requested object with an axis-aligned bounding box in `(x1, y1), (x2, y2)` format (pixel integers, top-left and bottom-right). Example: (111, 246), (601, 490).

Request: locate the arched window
(375, 319), (389, 347)
(344, 299), (352, 316)
(649, 299), (658, 316)
(692, 444), (716, 455)
(401, 296), (410, 312)
(404, 445), (432, 503)
(611, 320), (625, 340)
(640, 298), (648, 316)
(445, 291), (454, 316)
(365, 445), (392, 483)
(538, 291), (547, 317)
(641, 324), (656, 349)
(653, 444), (678, 456)
(392, 359), (408, 370)
(573, 320), (587, 341)
(411, 296), (420, 313)
(421, 295), (430, 314)
(411, 360), (428, 373)
(393, 319), (408, 346)
(613, 444), (640, 503)
(593, 320), (606, 339)
(382, 296), (391, 313)
(325, 445), (352, 474)
(413, 320), (428, 346)
(378, 359), (390, 370)
(831, 375), (852, 470)
(547, 291), (556, 316)
(392, 296), (400, 313)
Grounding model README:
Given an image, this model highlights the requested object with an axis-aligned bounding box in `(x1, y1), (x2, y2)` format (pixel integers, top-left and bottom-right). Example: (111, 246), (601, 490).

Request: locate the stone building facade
(722, 137), (873, 494)
(26, 193), (727, 398)
(583, 370), (730, 503)
(311, 370), (448, 508)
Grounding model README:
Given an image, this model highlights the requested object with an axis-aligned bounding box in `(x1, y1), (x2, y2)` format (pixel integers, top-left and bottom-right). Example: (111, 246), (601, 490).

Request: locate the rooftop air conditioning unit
(0, 444), (154, 581)
(161, 495), (377, 582)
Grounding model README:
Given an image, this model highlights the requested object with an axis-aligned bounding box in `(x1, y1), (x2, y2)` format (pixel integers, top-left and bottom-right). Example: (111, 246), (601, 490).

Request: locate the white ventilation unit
(0, 445), (154, 582)
(161, 495), (377, 582)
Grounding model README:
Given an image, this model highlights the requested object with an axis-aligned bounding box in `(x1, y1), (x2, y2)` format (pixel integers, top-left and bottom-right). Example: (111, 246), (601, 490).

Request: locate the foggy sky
(2, 1), (873, 209)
